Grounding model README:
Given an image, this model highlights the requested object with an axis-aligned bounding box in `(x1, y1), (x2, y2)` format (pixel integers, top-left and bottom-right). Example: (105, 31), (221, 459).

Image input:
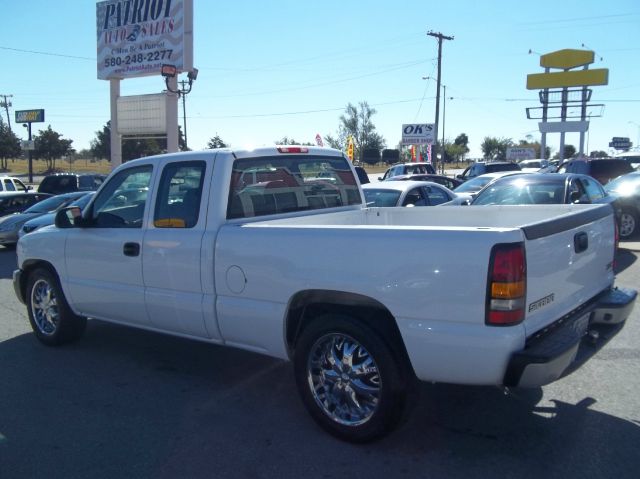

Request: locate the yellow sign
(540, 49), (595, 69)
(526, 68), (609, 90)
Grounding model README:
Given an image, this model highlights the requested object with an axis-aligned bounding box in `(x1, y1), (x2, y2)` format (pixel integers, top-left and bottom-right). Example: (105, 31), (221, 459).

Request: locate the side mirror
(55, 206), (83, 228)
(378, 177), (383, 181)
(27, 185), (33, 190)
(456, 174), (464, 180)
(461, 199), (471, 206)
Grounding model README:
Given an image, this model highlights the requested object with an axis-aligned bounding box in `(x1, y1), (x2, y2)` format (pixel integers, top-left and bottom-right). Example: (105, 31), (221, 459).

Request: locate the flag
(426, 143), (432, 164)
(411, 145), (416, 162)
(315, 133), (324, 147)
(347, 136), (354, 161)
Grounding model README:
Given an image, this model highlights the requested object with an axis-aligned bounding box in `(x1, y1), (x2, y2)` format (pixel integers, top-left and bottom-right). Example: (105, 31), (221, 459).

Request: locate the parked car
(382, 173), (463, 190)
(362, 180), (456, 207)
(558, 158), (634, 185)
(0, 192), (51, 217)
(517, 159), (548, 173)
(450, 171), (526, 203)
(456, 161), (521, 181)
(604, 172), (640, 239)
(0, 176), (30, 193)
(378, 162), (436, 181)
(20, 192), (95, 238)
(469, 173), (618, 210)
(37, 173), (106, 195)
(0, 192), (91, 246)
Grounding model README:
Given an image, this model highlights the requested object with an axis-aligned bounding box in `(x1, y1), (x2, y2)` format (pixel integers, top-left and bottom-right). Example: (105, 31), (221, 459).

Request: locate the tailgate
(521, 205), (616, 336)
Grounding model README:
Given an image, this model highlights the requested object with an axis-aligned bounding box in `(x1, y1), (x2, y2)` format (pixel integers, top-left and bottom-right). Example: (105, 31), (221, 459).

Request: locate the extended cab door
(64, 164), (154, 325)
(142, 160), (216, 339)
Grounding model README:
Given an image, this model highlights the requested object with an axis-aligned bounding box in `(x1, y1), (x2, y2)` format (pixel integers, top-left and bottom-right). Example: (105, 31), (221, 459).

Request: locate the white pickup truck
(13, 146), (636, 442)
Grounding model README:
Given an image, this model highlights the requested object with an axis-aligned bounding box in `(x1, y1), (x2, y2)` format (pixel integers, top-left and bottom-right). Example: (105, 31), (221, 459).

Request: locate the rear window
(591, 161), (634, 178)
(227, 155), (362, 219)
(486, 163), (521, 173)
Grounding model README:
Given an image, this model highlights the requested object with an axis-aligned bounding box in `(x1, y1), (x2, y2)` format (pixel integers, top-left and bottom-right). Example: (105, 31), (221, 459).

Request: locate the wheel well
(285, 290), (415, 378)
(17, 260), (58, 302)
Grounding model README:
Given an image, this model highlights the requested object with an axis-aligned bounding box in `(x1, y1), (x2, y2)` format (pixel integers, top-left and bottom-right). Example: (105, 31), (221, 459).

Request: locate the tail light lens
(486, 243), (526, 326)
(277, 146), (308, 154)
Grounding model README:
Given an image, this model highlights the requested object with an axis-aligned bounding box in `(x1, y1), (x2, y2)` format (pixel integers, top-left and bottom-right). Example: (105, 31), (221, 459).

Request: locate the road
(0, 243), (639, 479)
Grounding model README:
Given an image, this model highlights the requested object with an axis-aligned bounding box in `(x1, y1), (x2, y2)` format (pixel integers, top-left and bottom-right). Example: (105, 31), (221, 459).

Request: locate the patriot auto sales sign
(96, 0), (193, 80)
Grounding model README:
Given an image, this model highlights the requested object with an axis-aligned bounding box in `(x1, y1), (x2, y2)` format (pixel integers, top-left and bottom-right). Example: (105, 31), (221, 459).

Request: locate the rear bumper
(504, 287), (636, 388)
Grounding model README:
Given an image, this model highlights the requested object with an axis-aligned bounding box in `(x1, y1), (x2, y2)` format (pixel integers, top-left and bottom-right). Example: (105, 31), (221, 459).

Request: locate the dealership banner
(97, 0), (193, 80)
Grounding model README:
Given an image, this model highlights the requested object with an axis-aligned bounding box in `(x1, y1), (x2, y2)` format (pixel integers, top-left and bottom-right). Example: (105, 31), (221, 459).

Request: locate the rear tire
(293, 314), (409, 442)
(26, 268), (86, 346)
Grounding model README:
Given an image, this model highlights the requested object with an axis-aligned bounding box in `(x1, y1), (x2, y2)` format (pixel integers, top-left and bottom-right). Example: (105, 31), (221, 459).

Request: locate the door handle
(574, 232), (588, 254)
(123, 242), (140, 257)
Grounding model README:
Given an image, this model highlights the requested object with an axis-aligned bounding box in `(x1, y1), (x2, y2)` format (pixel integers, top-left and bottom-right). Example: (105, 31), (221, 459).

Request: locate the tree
(33, 125), (74, 171)
(91, 121), (187, 162)
(449, 133), (470, 163)
(326, 102), (386, 161)
(517, 139), (550, 159)
(0, 117), (21, 170)
(552, 144), (577, 160)
(590, 150), (609, 158)
(207, 134), (228, 149)
(481, 137), (513, 161)
(275, 136), (313, 146)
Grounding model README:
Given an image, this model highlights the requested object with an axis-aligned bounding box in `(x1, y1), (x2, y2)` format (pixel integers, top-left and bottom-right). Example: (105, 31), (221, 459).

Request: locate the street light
(161, 65), (199, 149)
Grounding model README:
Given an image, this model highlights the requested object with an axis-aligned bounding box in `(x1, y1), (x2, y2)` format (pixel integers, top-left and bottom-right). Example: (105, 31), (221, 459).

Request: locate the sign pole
(27, 123), (33, 184)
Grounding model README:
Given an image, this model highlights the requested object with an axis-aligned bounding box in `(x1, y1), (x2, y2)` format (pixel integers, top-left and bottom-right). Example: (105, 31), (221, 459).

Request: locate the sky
(2, 0), (640, 159)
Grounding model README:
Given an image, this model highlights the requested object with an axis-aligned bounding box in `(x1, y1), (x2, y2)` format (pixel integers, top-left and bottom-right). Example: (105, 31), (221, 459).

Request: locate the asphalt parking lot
(0, 243), (639, 479)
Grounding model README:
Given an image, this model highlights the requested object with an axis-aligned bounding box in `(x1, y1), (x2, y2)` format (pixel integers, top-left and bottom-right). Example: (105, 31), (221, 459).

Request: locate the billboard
(506, 147), (536, 161)
(116, 94), (167, 135)
(96, 0), (193, 80)
(15, 109), (45, 123)
(401, 124), (435, 145)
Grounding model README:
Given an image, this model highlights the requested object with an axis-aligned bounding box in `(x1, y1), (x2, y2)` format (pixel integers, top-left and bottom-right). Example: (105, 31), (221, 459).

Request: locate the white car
(518, 159), (548, 173)
(0, 176), (30, 193)
(362, 180), (456, 207)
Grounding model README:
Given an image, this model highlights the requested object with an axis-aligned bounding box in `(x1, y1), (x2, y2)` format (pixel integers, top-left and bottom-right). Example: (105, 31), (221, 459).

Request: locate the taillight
(486, 243), (526, 326)
(277, 146), (309, 154)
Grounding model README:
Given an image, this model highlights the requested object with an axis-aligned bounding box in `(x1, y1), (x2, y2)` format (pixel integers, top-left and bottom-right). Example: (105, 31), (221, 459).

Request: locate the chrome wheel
(30, 278), (59, 336)
(619, 212), (636, 238)
(307, 333), (381, 426)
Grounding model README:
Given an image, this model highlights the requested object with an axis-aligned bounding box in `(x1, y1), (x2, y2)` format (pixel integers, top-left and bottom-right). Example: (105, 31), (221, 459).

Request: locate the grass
(1, 158), (113, 176)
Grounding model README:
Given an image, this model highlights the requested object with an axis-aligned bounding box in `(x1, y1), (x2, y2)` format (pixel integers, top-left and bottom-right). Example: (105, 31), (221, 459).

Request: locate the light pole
(423, 77), (451, 174)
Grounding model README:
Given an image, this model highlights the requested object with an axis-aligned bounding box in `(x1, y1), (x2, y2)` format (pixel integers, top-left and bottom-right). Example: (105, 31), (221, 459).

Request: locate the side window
(154, 161), (206, 228)
(14, 179), (27, 192)
(4, 179), (16, 191)
(90, 165), (153, 228)
(581, 177), (605, 202)
(402, 188), (427, 206)
(424, 185), (450, 205)
(568, 179), (588, 203)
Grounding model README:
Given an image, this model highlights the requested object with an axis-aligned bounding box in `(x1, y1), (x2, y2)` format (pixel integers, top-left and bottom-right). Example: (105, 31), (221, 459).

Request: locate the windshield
(363, 189), (402, 207)
(23, 194), (81, 214)
(454, 176), (494, 193)
(472, 179), (565, 205)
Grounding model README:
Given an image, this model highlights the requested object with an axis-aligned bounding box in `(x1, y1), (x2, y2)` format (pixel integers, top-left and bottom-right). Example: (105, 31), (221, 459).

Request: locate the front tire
(26, 268), (86, 346)
(293, 314), (409, 442)
(619, 210), (638, 239)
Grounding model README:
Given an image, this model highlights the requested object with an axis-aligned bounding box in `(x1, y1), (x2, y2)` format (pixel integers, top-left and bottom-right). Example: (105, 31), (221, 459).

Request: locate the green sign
(15, 109), (45, 123)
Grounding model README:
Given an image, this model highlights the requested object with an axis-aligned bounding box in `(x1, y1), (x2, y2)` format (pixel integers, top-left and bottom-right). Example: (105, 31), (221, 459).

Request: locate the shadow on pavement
(0, 320), (638, 479)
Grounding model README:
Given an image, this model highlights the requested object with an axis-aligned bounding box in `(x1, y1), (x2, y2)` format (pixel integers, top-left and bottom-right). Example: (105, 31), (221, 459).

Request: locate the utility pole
(0, 94), (13, 131)
(427, 31), (453, 173)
